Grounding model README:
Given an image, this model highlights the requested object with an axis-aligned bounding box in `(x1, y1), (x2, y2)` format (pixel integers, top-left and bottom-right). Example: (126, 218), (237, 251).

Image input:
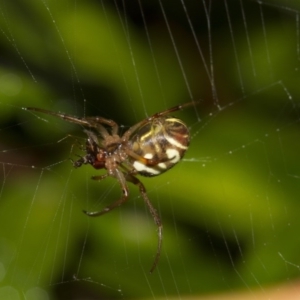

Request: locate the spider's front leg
(26, 107), (119, 133)
(83, 169), (129, 217)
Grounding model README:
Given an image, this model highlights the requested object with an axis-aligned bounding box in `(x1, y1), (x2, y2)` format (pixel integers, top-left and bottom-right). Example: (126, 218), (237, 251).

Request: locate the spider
(26, 101), (198, 273)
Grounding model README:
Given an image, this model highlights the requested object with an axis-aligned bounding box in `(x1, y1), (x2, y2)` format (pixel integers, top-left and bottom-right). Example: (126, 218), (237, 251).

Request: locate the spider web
(1, 0), (300, 299)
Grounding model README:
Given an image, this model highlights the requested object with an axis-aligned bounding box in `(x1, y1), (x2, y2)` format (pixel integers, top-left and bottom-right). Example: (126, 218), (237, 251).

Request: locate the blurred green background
(1, 0), (300, 299)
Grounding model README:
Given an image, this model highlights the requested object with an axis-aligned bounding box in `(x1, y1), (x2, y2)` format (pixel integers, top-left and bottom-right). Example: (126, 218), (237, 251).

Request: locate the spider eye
(130, 117), (190, 177)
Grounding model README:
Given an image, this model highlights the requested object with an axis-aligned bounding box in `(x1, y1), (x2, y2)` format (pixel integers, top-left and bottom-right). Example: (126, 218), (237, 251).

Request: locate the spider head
(72, 134), (107, 170)
(93, 149), (107, 169)
(72, 149), (107, 170)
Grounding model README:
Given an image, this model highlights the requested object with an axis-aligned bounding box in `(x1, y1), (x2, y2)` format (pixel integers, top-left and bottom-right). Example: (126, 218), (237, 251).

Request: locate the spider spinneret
(26, 100), (199, 273)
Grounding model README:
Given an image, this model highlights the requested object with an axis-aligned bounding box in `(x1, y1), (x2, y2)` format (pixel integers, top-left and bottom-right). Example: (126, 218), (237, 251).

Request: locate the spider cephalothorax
(26, 101), (198, 272)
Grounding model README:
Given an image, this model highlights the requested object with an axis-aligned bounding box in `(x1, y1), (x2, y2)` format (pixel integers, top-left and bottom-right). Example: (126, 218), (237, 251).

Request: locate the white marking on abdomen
(166, 148), (181, 164)
(158, 162), (167, 169)
(133, 161), (160, 175)
(143, 153), (153, 159)
(165, 135), (188, 149)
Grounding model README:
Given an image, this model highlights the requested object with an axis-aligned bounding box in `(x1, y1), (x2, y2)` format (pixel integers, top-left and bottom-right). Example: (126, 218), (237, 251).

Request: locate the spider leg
(26, 107), (118, 137)
(84, 117), (119, 136)
(83, 168), (129, 217)
(26, 107), (116, 128)
(122, 100), (199, 142)
(91, 173), (109, 181)
(126, 174), (162, 273)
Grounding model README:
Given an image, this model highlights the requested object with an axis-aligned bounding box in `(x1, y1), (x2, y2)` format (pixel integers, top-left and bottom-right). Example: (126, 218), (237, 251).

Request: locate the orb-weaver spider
(26, 101), (198, 272)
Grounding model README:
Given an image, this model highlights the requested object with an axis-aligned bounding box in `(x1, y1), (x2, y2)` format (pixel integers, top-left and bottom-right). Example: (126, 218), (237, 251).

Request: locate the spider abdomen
(129, 117), (190, 177)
